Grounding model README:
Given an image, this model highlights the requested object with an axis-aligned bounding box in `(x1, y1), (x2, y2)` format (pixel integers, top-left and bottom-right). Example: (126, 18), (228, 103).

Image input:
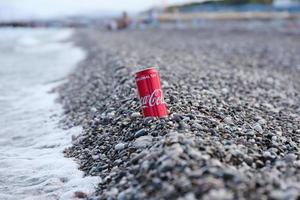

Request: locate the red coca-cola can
(135, 68), (168, 117)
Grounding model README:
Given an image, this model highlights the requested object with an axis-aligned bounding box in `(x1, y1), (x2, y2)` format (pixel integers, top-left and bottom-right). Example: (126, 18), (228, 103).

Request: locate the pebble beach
(58, 21), (300, 200)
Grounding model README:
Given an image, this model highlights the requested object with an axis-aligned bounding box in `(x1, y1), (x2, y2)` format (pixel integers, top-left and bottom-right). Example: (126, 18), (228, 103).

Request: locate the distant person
(145, 9), (158, 25)
(107, 11), (131, 30)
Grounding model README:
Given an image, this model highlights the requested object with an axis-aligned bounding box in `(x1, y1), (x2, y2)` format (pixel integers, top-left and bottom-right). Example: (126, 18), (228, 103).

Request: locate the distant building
(273, 0), (300, 7)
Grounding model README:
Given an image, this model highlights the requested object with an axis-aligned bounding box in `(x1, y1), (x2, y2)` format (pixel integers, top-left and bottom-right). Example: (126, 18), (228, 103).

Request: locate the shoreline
(59, 23), (300, 199)
(0, 28), (98, 200)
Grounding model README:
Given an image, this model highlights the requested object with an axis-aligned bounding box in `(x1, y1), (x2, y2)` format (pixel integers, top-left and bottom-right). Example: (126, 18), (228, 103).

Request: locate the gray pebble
(134, 128), (147, 138)
(131, 112), (141, 118)
(253, 123), (263, 134)
(115, 143), (126, 151)
(224, 116), (234, 125)
(133, 136), (153, 148)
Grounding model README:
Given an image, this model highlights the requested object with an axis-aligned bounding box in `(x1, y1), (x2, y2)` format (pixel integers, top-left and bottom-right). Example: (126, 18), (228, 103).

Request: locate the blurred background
(0, 0), (300, 30)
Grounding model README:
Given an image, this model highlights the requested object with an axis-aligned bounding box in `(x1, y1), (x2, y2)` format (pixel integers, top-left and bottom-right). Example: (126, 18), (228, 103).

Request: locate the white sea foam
(0, 28), (99, 200)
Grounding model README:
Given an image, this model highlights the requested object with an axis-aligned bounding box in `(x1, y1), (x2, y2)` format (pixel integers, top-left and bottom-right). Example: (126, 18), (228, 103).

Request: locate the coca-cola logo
(140, 89), (165, 108)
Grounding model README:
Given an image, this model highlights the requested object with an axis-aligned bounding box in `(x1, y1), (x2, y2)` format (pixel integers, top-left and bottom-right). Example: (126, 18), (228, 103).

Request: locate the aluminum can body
(135, 68), (168, 117)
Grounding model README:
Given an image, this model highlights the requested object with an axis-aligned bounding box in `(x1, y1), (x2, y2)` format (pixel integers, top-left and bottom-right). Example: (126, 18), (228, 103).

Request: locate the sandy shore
(58, 22), (300, 199)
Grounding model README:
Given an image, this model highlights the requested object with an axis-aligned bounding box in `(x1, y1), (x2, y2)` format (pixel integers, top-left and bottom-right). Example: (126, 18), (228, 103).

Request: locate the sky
(0, 0), (204, 20)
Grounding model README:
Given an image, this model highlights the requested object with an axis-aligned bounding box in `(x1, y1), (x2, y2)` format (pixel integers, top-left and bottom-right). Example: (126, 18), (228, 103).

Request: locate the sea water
(0, 28), (99, 200)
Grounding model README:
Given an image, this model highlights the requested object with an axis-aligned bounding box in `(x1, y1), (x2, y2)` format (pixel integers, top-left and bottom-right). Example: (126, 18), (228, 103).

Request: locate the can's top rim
(135, 67), (158, 76)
